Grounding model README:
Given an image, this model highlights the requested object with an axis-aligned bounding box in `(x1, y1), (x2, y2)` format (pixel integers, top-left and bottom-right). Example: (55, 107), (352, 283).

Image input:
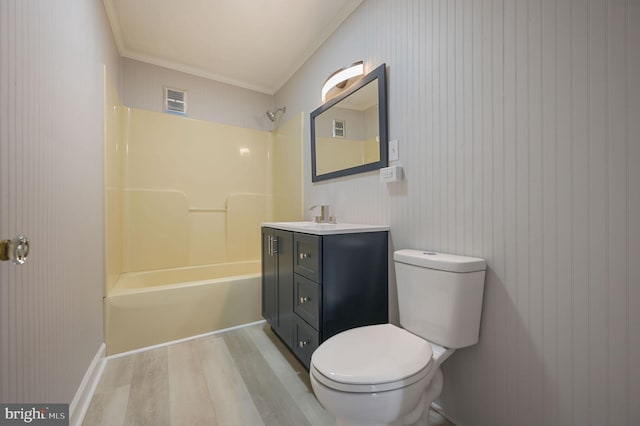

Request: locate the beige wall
(275, 1), (640, 425)
(0, 0), (120, 407)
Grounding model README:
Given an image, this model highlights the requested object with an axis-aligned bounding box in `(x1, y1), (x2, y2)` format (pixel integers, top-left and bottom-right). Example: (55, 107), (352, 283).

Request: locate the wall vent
(332, 119), (345, 138)
(164, 87), (187, 115)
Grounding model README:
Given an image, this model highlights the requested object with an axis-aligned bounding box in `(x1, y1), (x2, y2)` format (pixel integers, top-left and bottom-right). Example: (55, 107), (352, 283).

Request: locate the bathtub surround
(275, 1), (640, 425)
(273, 113), (305, 222)
(121, 108), (273, 271)
(106, 107), (304, 275)
(105, 74), (125, 295)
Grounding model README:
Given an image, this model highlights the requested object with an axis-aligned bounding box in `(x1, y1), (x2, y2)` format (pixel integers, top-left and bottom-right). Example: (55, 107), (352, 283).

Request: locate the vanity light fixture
(321, 61), (364, 102)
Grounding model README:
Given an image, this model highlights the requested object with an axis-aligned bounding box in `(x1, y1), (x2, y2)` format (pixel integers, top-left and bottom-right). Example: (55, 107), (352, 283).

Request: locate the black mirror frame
(310, 63), (388, 182)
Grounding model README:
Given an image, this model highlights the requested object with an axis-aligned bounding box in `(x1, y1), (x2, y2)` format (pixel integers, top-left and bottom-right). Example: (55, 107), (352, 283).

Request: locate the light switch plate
(389, 139), (399, 161)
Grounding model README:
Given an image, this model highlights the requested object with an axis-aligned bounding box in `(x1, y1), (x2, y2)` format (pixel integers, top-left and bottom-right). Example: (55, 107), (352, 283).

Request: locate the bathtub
(105, 260), (262, 355)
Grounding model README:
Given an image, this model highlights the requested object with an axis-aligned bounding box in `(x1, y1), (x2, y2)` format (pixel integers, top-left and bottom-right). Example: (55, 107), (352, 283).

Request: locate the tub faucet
(309, 204), (333, 223)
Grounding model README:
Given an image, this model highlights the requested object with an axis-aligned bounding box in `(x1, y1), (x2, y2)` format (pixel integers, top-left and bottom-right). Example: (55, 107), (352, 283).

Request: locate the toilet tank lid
(394, 249), (486, 273)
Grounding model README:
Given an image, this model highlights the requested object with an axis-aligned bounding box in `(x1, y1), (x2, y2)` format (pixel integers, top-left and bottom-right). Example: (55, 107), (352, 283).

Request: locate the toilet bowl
(309, 250), (487, 426)
(310, 324), (451, 426)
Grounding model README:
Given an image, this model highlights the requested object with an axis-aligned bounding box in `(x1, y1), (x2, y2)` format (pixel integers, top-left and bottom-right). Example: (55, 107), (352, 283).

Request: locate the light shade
(321, 61), (364, 102)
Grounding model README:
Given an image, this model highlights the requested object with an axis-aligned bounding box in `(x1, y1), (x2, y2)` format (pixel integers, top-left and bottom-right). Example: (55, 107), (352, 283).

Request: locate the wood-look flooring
(83, 323), (454, 426)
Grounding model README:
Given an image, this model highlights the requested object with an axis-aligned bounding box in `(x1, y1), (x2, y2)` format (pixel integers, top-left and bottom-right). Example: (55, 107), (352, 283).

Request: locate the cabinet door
(273, 230), (294, 347)
(322, 232), (389, 340)
(261, 229), (277, 327)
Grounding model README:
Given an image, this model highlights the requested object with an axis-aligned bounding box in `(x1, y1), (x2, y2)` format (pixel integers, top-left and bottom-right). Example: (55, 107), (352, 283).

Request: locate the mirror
(310, 64), (388, 182)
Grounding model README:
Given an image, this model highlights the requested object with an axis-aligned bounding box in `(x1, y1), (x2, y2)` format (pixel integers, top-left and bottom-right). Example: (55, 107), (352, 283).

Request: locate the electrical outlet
(380, 165), (403, 183)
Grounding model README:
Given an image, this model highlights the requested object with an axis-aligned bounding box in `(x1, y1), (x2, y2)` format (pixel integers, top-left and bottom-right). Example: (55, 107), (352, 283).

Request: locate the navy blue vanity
(261, 222), (389, 368)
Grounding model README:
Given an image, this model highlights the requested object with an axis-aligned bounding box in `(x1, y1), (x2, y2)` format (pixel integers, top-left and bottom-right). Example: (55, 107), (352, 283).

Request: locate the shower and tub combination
(104, 93), (301, 355)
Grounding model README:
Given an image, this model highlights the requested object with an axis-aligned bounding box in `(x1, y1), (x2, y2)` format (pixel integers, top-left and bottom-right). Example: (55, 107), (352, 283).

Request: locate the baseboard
(69, 342), (106, 426)
(431, 402), (460, 425)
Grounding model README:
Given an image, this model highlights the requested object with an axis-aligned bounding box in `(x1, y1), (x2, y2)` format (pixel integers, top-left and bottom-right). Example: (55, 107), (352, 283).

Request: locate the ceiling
(104, 0), (364, 95)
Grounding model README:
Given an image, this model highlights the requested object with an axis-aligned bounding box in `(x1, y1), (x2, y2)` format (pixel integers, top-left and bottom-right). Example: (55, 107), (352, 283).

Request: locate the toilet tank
(394, 249), (486, 349)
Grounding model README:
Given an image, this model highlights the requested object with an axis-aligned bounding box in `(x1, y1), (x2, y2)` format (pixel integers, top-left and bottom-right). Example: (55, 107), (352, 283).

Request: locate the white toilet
(310, 249), (486, 426)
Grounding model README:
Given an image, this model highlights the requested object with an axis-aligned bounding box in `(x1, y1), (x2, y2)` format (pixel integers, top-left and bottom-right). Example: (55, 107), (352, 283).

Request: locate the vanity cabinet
(262, 225), (388, 369)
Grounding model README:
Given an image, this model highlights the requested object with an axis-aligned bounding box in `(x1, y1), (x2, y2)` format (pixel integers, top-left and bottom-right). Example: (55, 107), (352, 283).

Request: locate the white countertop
(262, 221), (389, 235)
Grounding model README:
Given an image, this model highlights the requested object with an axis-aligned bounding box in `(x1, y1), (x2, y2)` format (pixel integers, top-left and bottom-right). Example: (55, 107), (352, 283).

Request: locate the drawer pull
(299, 252), (310, 260)
(298, 340), (309, 348)
(299, 296), (311, 304)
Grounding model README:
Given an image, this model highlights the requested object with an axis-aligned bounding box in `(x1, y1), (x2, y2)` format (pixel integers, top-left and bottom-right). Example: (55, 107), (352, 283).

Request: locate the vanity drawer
(294, 274), (320, 329)
(293, 315), (320, 369)
(294, 233), (322, 282)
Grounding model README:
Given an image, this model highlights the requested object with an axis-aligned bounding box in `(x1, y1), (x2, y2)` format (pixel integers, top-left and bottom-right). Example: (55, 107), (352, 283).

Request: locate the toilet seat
(310, 324), (433, 393)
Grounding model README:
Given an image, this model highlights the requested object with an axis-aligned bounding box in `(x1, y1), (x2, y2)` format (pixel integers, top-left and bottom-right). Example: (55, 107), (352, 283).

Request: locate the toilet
(310, 249), (486, 426)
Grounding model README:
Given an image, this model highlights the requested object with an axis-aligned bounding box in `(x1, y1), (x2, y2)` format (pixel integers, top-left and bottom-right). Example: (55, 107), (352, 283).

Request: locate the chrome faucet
(309, 204), (333, 223)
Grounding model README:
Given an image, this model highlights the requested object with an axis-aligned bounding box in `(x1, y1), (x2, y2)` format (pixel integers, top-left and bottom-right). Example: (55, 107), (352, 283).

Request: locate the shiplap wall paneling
(0, 0), (119, 404)
(275, 1), (640, 425)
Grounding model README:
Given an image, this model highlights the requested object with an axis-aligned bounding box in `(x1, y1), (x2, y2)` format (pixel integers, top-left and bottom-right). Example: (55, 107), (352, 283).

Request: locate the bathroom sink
(262, 221), (388, 235)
